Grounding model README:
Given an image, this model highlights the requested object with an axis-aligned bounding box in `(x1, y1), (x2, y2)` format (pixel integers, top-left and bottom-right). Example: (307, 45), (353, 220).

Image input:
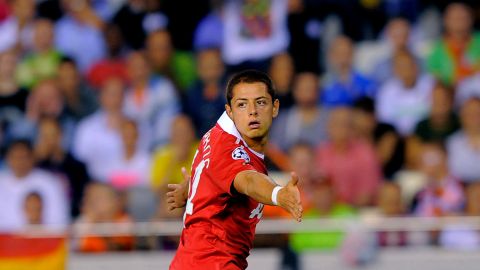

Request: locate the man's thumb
(289, 172), (299, 186)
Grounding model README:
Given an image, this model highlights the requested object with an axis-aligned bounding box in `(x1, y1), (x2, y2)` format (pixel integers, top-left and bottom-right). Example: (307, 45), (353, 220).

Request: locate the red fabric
(0, 1), (10, 22)
(86, 59), (128, 89)
(0, 235), (64, 258)
(170, 124), (267, 270)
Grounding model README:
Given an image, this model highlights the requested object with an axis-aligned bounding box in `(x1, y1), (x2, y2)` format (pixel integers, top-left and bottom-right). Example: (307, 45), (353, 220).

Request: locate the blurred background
(1, 0), (480, 269)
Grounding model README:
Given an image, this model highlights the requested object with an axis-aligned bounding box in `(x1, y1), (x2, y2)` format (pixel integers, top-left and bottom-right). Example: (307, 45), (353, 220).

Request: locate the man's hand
(277, 172), (303, 222)
(166, 167), (190, 211)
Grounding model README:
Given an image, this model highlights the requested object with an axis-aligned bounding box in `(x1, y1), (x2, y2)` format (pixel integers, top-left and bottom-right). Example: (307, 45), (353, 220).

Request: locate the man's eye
(257, 100), (267, 105)
(238, 103), (246, 108)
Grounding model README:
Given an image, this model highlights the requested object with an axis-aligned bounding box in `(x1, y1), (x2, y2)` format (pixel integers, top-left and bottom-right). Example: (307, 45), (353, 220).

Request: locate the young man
(167, 70), (303, 270)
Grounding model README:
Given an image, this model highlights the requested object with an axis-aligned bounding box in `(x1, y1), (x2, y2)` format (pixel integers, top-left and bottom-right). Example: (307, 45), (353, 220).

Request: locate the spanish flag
(0, 234), (66, 270)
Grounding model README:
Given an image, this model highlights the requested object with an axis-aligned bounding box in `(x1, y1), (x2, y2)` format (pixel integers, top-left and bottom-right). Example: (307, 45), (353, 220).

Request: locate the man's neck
(242, 135), (267, 154)
(13, 170), (31, 179)
(447, 31), (470, 44)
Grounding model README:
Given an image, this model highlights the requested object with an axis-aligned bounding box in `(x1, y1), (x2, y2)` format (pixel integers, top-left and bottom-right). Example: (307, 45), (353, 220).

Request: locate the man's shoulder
(201, 124), (239, 146)
(199, 125), (250, 162)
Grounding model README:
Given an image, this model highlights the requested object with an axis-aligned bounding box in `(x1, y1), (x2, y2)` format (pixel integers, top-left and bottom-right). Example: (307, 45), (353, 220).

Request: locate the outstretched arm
(233, 171), (303, 222)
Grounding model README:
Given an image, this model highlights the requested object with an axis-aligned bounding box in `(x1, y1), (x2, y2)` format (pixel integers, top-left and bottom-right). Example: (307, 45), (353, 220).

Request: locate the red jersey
(170, 112), (267, 270)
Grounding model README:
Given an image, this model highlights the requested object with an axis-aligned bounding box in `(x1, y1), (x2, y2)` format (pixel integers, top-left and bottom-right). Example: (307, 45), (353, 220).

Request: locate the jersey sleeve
(208, 134), (257, 195)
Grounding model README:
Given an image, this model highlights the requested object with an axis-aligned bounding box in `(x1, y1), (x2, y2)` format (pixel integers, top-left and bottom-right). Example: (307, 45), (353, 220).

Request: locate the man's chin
(247, 130), (266, 140)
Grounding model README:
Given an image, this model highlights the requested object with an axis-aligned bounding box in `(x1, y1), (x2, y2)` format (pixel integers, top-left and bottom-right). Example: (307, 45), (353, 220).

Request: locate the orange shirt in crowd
(78, 214), (134, 253)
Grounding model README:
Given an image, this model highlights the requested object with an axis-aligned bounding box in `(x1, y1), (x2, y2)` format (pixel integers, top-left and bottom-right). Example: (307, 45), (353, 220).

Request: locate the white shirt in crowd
(123, 77), (180, 149)
(106, 150), (152, 189)
(376, 74), (434, 136)
(0, 169), (69, 231)
(73, 111), (123, 182)
(456, 73), (480, 107)
(447, 131), (480, 183)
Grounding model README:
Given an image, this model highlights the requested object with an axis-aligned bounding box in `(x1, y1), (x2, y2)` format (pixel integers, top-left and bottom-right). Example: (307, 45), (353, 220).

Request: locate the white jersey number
(185, 160), (205, 216)
(249, 203), (264, 219)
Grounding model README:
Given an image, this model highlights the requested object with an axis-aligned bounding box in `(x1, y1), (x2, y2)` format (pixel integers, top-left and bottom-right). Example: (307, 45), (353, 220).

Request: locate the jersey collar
(217, 111), (265, 159)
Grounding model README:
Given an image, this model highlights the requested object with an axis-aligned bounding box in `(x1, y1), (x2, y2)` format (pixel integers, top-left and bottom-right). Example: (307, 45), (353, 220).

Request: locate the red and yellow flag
(0, 234), (66, 270)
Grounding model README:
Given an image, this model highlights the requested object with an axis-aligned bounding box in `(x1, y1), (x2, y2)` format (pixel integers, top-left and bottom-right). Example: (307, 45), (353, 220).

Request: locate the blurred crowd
(1, 0), (480, 253)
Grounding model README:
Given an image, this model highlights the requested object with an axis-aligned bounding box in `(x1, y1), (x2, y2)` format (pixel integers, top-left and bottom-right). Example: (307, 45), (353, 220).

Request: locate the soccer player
(167, 70), (303, 270)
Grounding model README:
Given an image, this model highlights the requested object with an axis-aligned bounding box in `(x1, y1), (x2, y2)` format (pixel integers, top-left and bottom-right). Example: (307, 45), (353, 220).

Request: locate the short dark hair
(353, 97), (375, 114)
(225, 70), (276, 105)
(6, 139), (33, 155)
(60, 56), (77, 67)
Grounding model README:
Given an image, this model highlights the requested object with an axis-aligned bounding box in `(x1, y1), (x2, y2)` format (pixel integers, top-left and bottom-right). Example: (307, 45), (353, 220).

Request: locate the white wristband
(271, 186), (283, 206)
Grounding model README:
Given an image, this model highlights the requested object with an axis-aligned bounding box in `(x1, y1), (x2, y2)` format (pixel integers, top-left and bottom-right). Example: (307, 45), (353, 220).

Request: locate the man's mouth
(248, 121), (261, 129)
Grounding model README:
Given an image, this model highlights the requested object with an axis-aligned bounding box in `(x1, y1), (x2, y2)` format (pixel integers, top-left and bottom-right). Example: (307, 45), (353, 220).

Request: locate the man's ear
(225, 103), (233, 119)
(273, 99), (280, 118)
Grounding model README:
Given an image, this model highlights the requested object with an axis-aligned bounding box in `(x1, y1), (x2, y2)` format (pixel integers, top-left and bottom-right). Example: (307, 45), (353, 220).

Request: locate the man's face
(444, 4), (472, 35)
(7, 145), (34, 178)
(38, 120), (62, 151)
(226, 82), (279, 142)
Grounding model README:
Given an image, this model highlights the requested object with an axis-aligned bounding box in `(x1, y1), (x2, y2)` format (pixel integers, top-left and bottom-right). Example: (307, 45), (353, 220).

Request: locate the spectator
(372, 18), (418, 84)
(222, 0), (289, 69)
(287, 143), (323, 211)
(414, 141), (464, 217)
(456, 70), (480, 107)
(0, 0), (35, 53)
(268, 52), (295, 110)
(107, 119), (151, 189)
(57, 57), (98, 121)
(427, 3), (480, 85)
(0, 50), (28, 146)
(439, 183), (480, 250)
(7, 79), (76, 147)
(316, 107), (382, 207)
(376, 182), (408, 247)
(290, 181), (356, 251)
(75, 183), (134, 252)
(407, 83), (460, 168)
(145, 29), (196, 91)
(270, 72), (329, 153)
(16, 18), (62, 90)
(124, 51), (180, 149)
(73, 77), (125, 182)
(35, 117), (90, 218)
(352, 97), (405, 179)
(55, 0), (106, 72)
(264, 142), (322, 218)
(0, 140), (69, 231)
(193, 0), (223, 51)
(185, 47), (226, 137)
(413, 83), (460, 142)
(87, 23), (128, 89)
(376, 49), (434, 136)
(23, 191), (43, 225)
(145, 30), (173, 81)
(377, 182), (405, 217)
(447, 97), (480, 183)
(151, 115), (198, 194)
(321, 36), (376, 107)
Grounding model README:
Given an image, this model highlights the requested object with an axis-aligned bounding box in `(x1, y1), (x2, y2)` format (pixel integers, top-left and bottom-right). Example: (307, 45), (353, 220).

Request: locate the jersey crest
(231, 146), (250, 163)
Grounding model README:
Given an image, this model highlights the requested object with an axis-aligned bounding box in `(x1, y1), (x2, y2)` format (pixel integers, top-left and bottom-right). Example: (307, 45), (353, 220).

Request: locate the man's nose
(248, 104), (258, 116)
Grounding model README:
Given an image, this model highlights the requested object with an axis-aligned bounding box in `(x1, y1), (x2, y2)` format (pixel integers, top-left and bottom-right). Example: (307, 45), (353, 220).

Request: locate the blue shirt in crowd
(320, 71), (376, 107)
